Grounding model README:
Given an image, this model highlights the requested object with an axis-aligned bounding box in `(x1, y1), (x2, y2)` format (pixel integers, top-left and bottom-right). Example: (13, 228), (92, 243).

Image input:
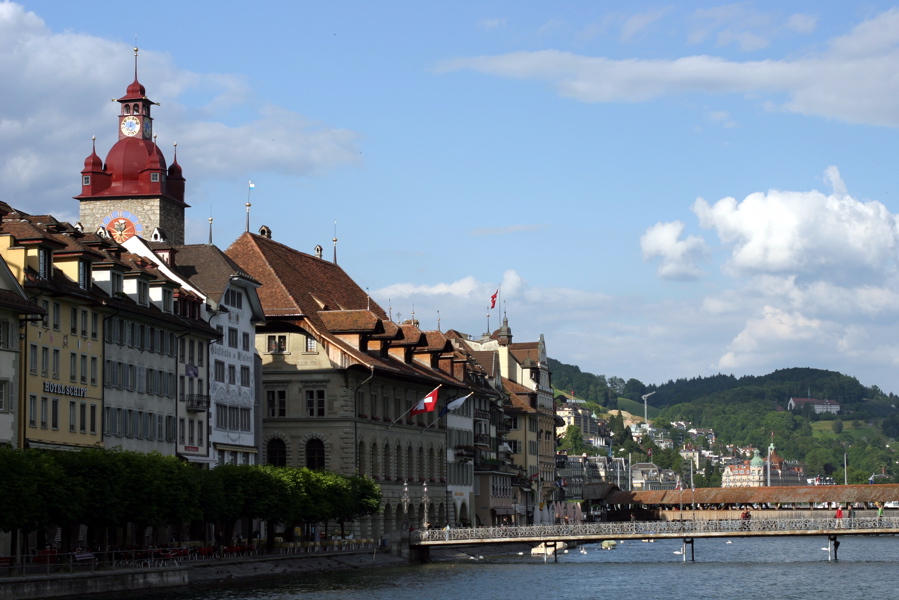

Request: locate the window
(188, 419), (195, 445)
(29, 395), (36, 427)
(240, 408), (251, 431)
(197, 342), (204, 366)
(80, 355), (87, 384)
(38, 247), (51, 279)
(240, 366), (250, 387)
(509, 440), (521, 454)
(0, 321), (8, 349)
(70, 307), (78, 334)
(83, 175), (91, 185)
(40, 397), (48, 428)
(267, 335), (287, 353)
(214, 360), (225, 382)
(138, 281), (149, 306)
(179, 418), (185, 443)
(52, 349), (60, 379)
(51, 398), (59, 430)
(0, 381), (6, 412)
(305, 336), (316, 352)
(180, 338), (186, 363)
(52, 303), (60, 330)
(111, 272), (123, 295)
(188, 340), (195, 365)
(29, 344), (37, 375)
(41, 347), (49, 377)
(306, 439), (325, 470)
(224, 288), (243, 309)
(90, 404), (97, 434)
(81, 310), (88, 337)
(227, 365), (236, 385)
(151, 172), (160, 183)
(91, 312), (98, 339)
(267, 390), (286, 417)
(78, 260), (89, 290)
(306, 389), (325, 417)
(41, 300), (49, 327)
(90, 357), (97, 386)
(70, 401), (77, 432)
(163, 289), (173, 313)
(242, 332), (250, 351)
(80, 403), (87, 433)
(227, 328), (238, 348)
(197, 418), (203, 446)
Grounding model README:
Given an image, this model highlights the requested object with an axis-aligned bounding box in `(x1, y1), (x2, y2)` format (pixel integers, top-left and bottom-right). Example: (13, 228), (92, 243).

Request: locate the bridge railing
(414, 517), (899, 544)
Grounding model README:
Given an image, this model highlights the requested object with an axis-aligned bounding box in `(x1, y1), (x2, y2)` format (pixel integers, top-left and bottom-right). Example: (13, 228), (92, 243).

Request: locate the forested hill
(548, 358), (890, 415)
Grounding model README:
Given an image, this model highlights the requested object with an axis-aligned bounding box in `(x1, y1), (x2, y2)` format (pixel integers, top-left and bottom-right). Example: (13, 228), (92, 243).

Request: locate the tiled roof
(225, 231), (459, 388)
(171, 243), (259, 305)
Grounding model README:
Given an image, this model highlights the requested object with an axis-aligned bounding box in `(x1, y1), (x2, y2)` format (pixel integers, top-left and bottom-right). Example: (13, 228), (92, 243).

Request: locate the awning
(214, 443), (258, 453)
(492, 507), (515, 515)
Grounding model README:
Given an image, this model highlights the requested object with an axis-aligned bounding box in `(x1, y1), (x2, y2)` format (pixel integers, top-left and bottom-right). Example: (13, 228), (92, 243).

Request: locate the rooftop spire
(332, 219), (338, 264)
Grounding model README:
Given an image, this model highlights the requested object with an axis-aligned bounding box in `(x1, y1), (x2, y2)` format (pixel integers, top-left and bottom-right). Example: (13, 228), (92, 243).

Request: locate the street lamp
(422, 482), (430, 530)
(401, 481), (410, 531)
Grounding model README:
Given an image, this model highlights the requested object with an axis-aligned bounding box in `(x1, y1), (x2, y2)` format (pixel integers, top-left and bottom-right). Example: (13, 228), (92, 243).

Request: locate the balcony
(474, 409), (490, 421)
(185, 394), (210, 412)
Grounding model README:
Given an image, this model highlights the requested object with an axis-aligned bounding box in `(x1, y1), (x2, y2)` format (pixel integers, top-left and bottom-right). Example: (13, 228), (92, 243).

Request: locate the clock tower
(76, 48), (188, 244)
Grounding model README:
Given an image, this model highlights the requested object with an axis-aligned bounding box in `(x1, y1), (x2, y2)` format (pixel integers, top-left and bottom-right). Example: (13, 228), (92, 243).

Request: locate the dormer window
(111, 272), (123, 295)
(151, 173), (160, 183)
(78, 260), (90, 290)
(162, 289), (173, 313)
(38, 247), (51, 279)
(138, 281), (149, 306)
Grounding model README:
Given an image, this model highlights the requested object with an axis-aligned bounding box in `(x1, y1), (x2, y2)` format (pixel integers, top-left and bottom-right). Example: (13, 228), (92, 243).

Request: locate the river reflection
(98, 535), (899, 600)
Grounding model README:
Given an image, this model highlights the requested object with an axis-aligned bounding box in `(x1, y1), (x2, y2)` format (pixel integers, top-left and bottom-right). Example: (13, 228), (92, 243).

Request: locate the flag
(675, 477), (682, 491)
(248, 181), (255, 189)
(410, 386), (440, 416)
(490, 289), (498, 309)
(438, 392), (472, 418)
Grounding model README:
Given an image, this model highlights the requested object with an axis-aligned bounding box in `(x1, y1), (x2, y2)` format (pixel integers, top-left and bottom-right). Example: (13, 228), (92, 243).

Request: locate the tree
(557, 426), (597, 455)
(832, 419), (844, 434)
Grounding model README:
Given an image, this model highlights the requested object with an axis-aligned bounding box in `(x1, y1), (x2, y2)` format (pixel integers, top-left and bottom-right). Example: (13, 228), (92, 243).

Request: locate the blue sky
(5, 1), (899, 393)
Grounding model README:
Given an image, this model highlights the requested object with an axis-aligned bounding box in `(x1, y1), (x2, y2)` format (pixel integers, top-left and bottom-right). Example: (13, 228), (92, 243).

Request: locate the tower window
(83, 176), (91, 186)
(151, 173), (160, 183)
(124, 105), (131, 115)
(132, 103), (139, 114)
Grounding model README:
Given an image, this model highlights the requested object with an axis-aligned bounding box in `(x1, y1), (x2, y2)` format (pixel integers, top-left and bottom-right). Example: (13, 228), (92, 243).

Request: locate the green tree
(832, 419), (844, 434)
(557, 426), (597, 455)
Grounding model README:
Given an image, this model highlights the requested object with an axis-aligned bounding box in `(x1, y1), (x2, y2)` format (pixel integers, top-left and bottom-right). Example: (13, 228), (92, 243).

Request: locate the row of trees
(0, 447), (381, 554)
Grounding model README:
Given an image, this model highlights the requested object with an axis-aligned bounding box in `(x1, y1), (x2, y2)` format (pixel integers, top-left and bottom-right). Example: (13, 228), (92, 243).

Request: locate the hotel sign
(43, 382), (88, 398)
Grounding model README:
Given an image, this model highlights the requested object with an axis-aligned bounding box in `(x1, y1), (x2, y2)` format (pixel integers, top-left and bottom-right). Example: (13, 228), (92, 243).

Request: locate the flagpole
(387, 406), (413, 430)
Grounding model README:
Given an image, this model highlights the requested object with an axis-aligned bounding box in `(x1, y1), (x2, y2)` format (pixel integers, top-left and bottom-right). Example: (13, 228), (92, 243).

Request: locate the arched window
(123, 105), (131, 115)
(267, 438), (286, 466)
(306, 438), (325, 470)
(132, 103), (140, 114)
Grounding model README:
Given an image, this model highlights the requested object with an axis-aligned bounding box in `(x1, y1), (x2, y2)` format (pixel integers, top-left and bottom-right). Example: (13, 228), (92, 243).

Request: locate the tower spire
(332, 219), (338, 264)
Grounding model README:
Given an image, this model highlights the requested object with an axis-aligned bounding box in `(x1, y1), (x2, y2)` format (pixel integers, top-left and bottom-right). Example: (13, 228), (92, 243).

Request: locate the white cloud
(620, 9), (668, 41)
(436, 9), (899, 127)
(0, 2), (360, 217)
(640, 220), (708, 280)
(692, 167), (899, 282)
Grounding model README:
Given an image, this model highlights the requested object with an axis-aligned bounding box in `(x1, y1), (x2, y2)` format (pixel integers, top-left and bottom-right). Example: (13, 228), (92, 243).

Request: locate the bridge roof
(604, 483), (899, 506)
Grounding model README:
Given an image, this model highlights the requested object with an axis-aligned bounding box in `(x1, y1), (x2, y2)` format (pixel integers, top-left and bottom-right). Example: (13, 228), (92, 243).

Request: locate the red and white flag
(410, 387), (440, 416)
(490, 289), (498, 309)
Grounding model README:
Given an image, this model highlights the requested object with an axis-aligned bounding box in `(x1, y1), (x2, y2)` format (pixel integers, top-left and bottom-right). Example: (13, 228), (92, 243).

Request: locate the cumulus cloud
(692, 167), (899, 282)
(640, 221), (708, 280)
(436, 8), (899, 127)
(0, 2), (360, 217)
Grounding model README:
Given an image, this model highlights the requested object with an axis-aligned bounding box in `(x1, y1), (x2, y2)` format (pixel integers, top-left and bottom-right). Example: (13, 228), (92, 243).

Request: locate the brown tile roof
(319, 310), (382, 333)
(225, 232), (459, 388)
(170, 243), (259, 305)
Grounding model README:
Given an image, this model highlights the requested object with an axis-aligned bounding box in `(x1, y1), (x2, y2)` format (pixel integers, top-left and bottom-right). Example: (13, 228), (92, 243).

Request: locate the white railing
(414, 517), (899, 544)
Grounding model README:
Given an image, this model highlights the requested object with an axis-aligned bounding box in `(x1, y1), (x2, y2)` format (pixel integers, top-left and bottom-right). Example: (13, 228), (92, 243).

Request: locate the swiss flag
(490, 290), (498, 309)
(411, 387), (440, 416)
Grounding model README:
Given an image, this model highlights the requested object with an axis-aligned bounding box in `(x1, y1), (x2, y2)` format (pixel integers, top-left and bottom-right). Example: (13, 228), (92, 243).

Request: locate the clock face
(143, 119), (152, 139)
(101, 210), (143, 243)
(121, 116), (140, 137)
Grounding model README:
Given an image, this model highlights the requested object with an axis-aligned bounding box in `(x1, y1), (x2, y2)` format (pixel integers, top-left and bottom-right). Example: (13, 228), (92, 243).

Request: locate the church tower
(76, 48), (188, 244)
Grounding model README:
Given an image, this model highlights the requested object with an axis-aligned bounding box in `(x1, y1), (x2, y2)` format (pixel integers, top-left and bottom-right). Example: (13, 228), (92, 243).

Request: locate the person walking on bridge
(835, 506), (844, 528)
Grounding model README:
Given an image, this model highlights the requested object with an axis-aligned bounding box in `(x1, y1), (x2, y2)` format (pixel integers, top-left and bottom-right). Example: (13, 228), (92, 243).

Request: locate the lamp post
(422, 482), (430, 530)
(402, 480), (410, 531)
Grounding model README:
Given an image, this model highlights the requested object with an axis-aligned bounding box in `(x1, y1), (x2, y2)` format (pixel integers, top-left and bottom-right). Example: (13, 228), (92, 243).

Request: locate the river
(95, 535), (899, 600)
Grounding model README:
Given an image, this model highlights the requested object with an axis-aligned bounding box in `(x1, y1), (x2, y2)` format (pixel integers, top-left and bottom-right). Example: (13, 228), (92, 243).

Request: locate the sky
(5, 1), (899, 394)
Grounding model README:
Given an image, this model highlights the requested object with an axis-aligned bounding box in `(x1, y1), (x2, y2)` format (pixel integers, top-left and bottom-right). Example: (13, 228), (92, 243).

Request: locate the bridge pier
(827, 535), (840, 562)
(682, 538), (694, 562)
